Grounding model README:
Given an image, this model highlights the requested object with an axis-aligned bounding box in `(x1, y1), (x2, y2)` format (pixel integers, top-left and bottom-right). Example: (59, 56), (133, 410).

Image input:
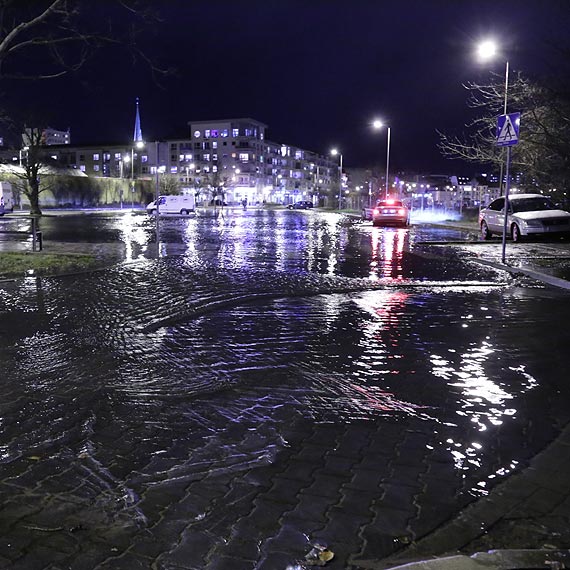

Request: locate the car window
(511, 197), (556, 213)
(377, 200), (404, 207)
(487, 198), (504, 211)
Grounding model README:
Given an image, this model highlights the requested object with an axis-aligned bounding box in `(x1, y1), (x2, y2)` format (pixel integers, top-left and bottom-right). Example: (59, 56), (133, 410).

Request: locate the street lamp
(372, 119), (391, 200)
(19, 146), (29, 167)
(330, 148), (343, 210)
(476, 39), (510, 262)
(476, 39), (509, 189)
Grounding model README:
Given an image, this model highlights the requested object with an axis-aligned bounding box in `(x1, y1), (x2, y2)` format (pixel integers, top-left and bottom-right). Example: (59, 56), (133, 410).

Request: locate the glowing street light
(330, 148), (343, 210)
(372, 119), (391, 200)
(476, 38), (510, 262)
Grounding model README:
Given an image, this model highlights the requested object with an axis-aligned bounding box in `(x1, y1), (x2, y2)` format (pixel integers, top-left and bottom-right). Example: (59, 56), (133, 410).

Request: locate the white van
(146, 194), (195, 215)
(0, 181), (14, 216)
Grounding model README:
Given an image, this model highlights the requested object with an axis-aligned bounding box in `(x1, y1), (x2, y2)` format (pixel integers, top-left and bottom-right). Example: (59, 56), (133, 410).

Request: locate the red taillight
(398, 208), (406, 215)
(373, 208), (379, 215)
(386, 199), (395, 205)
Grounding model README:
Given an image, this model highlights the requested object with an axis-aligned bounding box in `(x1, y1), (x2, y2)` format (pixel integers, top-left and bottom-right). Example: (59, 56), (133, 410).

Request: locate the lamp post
(372, 119), (391, 200)
(477, 39), (510, 262)
(19, 146), (29, 167)
(330, 148), (343, 210)
(130, 140), (144, 210)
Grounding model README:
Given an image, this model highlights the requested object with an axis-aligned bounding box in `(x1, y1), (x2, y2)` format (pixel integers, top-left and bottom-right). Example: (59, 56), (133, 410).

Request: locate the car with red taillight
(372, 199), (410, 227)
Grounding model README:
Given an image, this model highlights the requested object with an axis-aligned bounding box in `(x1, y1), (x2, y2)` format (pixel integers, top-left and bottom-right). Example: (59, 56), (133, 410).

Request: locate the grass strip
(0, 252), (99, 277)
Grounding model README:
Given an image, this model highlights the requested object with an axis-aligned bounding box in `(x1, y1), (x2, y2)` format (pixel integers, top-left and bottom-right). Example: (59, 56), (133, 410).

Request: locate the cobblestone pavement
(2, 215), (570, 570)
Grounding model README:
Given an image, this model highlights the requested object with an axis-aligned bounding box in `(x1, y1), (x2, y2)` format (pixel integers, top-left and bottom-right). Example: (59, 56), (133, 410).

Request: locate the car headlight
(525, 219), (543, 228)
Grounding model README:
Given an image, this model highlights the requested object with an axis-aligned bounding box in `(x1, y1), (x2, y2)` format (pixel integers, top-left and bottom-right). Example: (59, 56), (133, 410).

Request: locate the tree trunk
(27, 182), (42, 216)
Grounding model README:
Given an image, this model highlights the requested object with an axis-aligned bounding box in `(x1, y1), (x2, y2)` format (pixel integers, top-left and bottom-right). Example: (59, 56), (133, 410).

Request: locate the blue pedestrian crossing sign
(496, 112), (520, 146)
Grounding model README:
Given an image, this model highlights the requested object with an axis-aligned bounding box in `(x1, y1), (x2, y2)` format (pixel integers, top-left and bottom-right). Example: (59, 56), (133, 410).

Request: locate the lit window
(171, 167), (178, 173)
(185, 154), (193, 160)
(194, 130), (201, 138)
(232, 128), (239, 137)
(103, 153), (110, 161)
(212, 154), (218, 161)
(141, 155), (148, 163)
(93, 153), (100, 160)
(211, 130), (218, 138)
(179, 154), (185, 161)
(239, 153), (249, 163)
(212, 141), (218, 149)
(221, 129), (228, 138)
(204, 130), (211, 138)
(80, 165), (86, 172)
(204, 153), (210, 161)
(245, 129), (253, 137)
(114, 153), (121, 159)
(93, 165), (100, 171)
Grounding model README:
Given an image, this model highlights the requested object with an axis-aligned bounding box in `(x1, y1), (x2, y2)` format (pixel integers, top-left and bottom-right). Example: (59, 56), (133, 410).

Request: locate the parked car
(372, 199), (410, 227)
(479, 193), (570, 242)
(288, 201), (313, 210)
(361, 207), (374, 220)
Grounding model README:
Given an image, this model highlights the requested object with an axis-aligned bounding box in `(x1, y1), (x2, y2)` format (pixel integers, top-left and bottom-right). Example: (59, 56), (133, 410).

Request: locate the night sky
(2, 0), (570, 173)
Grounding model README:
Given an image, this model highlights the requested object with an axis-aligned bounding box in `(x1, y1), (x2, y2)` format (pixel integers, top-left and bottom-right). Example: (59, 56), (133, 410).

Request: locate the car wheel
(480, 221), (492, 240)
(511, 223), (522, 242)
(180, 209), (189, 215)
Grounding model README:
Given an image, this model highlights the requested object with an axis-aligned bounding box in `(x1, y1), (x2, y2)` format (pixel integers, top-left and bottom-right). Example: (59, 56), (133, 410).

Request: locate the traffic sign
(496, 112), (520, 146)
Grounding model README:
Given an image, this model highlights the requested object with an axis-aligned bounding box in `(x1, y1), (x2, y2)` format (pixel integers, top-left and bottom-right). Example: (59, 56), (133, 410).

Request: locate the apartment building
(3, 117), (338, 206)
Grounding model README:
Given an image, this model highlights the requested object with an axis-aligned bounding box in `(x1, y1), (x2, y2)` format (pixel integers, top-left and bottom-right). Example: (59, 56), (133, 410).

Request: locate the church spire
(133, 97), (143, 143)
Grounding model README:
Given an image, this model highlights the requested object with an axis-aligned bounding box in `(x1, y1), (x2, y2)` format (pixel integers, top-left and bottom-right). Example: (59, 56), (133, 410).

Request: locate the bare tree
(0, 1), (159, 80)
(159, 174), (181, 196)
(10, 126), (58, 215)
(438, 71), (570, 193)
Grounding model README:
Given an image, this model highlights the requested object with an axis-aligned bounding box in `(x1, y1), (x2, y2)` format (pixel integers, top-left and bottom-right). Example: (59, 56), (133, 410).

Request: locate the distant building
(22, 127), (70, 146)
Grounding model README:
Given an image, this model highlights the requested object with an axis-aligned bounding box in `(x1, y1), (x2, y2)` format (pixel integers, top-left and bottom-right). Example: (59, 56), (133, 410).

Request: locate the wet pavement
(1, 208), (570, 569)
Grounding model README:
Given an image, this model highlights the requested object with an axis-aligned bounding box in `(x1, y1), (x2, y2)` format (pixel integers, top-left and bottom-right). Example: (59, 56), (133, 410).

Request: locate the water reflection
(369, 227), (408, 281)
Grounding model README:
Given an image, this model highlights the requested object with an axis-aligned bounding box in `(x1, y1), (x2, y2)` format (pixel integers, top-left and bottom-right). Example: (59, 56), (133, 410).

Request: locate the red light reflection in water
(369, 228), (407, 281)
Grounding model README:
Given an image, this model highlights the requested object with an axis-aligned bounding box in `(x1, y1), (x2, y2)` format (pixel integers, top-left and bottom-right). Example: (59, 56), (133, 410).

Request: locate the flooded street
(1, 209), (569, 569)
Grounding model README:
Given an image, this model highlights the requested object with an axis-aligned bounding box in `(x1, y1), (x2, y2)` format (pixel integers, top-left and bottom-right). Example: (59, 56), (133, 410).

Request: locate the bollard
(36, 231), (43, 251)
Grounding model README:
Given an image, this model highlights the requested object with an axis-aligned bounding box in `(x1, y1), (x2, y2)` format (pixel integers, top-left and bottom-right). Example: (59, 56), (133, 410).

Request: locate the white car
(479, 193), (570, 242)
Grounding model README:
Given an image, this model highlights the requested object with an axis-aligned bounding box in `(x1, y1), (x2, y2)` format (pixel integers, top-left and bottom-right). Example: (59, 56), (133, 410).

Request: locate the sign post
(496, 112), (520, 263)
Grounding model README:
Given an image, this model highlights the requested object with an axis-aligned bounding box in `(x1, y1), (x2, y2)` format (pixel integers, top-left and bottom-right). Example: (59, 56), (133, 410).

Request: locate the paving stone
(378, 482), (421, 512)
(281, 492), (332, 525)
(389, 463), (428, 489)
(208, 555), (258, 570)
(369, 504), (413, 536)
(291, 443), (328, 465)
(236, 497), (286, 532)
(357, 526), (401, 561)
(275, 459), (317, 483)
(162, 530), (219, 568)
(321, 453), (356, 477)
(300, 473), (346, 500)
(212, 535), (259, 562)
(95, 552), (151, 569)
(344, 466), (385, 493)
(338, 487), (376, 519)
(265, 476), (304, 506)
(317, 507), (370, 542)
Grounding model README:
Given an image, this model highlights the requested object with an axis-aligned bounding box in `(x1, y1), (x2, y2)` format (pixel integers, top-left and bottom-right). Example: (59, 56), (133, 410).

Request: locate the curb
(384, 549), (570, 569)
